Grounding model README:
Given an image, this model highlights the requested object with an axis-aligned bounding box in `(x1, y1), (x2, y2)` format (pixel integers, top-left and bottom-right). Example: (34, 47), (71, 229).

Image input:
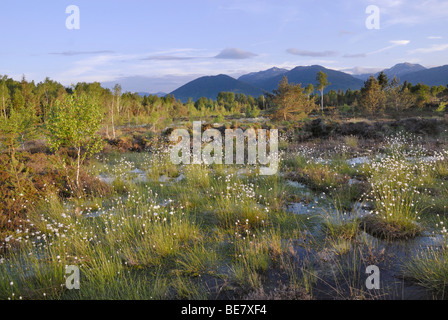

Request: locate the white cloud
(50, 48), (269, 91)
(389, 40), (410, 45)
(409, 43), (448, 54)
(287, 48), (338, 57)
(343, 53), (367, 58)
(340, 66), (383, 75)
(141, 56), (196, 61)
(368, 40), (410, 55)
(49, 50), (115, 56)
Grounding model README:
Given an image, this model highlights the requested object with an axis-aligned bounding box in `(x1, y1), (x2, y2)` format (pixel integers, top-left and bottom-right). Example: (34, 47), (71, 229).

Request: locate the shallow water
(286, 180), (307, 189)
(287, 202), (320, 215)
(346, 156), (371, 166)
(89, 149), (448, 299)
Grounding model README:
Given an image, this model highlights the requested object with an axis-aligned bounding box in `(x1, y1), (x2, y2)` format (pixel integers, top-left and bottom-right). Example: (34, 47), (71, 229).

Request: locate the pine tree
(385, 77), (415, 113)
(360, 75), (386, 116)
(267, 76), (317, 121)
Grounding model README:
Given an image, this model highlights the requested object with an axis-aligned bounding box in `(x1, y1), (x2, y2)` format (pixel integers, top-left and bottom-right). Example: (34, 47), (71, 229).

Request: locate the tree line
(265, 72), (448, 121)
(0, 71), (447, 196)
(1, 72), (447, 144)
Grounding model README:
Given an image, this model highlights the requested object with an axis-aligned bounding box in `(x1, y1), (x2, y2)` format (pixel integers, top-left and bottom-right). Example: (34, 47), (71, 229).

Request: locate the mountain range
(170, 74), (264, 102)
(103, 63), (447, 102)
(352, 62), (427, 81)
(240, 65), (365, 93)
(398, 65), (448, 86)
(238, 67), (289, 88)
(168, 63), (448, 102)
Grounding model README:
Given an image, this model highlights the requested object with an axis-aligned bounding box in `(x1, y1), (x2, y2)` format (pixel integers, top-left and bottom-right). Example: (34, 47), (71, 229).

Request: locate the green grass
(344, 135), (359, 148)
(364, 152), (429, 238)
(230, 230), (281, 291)
(402, 245), (448, 297)
(321, 205), (361, 240)
(4, 130), (448, 300)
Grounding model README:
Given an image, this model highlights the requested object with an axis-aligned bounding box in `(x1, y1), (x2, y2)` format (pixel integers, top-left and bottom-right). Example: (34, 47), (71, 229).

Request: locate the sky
(0, 0), (447, 93)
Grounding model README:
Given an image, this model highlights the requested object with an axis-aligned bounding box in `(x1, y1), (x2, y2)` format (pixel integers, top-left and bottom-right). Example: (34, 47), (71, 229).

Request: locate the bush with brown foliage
(0, 150), (110, 237)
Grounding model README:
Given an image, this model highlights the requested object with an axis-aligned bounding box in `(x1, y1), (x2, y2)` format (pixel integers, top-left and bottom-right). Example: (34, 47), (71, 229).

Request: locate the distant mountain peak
(385, 62), (426, 73)
(170, 74), (263, 102)
(351, 62), (428, 81)
(396, 62), (422, 67)
(238, 67), (288, 87)
(220, 65), (361, 95)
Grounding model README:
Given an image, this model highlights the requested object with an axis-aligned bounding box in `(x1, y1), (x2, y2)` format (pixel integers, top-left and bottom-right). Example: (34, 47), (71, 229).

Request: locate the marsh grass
(230, 229), (282, 291)
(311, 233), (391, 300)
(175, 244), (221, 276)
(0, 243), (66, 300)
(281, 154), (309, 171)
(329, 183), (367, 211)
(332, 158), (360, 178)
(402, 244), (448, 297)
(295, 164), (349, 192)
(183, 164), (210, 189)
(255, 175), (291, 212)
(434, 160), (448, 180)
(321, 203), (361, 241)
(4, 130), (448, 300)
(320, 246), (374, 299)
(147, 149), (179, 180)
(344, 135), (359, 148)
(278, 246), (316, 295)
(362, 137), (435, 238)
(62, 268), (171, 300)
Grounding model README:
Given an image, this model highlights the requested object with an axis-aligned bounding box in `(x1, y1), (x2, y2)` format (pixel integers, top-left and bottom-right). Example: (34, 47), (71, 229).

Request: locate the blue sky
(0, 0), (447, 93)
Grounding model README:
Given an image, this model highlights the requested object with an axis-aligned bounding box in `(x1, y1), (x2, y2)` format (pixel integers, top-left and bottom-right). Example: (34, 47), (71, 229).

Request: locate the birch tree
(316, 71), (330, 112)
(46, 94), (104, 188)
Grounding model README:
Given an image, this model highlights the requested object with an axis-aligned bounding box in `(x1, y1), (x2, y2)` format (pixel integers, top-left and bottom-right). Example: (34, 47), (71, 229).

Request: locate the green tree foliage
(0, 76), (11, 119)
(0, 105), (38, 192)
(385, 77), (415, 113)
(46, 94), (104, 188)
(305, 83), (314, 99)
(245, 104), (261, 118)
(327, 90), (338, 106)
(0, 105), (38, 155)
(20, 76), (36, 111)
(148, 110), (160, 131)
(267, 76), (317, 121)
(431, 85), (445, 98)
(217, 92), (236, 111)
(377, 71), (389, 90)
(35, 77), (67, 120)
(411, 83), (431, 108)
(111, 84), (121, 138)
(359, 75), (386, 116)
(12, 89), (25, 110)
